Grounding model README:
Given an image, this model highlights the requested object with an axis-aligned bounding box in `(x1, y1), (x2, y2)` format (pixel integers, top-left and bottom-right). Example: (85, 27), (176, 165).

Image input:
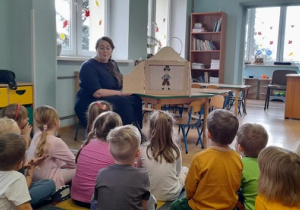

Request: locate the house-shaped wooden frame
(123, 46), (191, 95)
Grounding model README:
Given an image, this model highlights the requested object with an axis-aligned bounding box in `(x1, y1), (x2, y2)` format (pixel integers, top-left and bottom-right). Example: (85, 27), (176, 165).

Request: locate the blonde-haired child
(85, 100), (112, 135)
(93, 125), (151, 210)
(138, 110), (188, 201)
(0, 117), (56, 208)
(0, 133), (32, 209)
(26, 105), (76, 189)
(256, 146), (300, 210)
(0, 117), (21, 134)
(1, 103), (32, 148)
(71, 111), (122, 208)
(235, 123), (268, 210)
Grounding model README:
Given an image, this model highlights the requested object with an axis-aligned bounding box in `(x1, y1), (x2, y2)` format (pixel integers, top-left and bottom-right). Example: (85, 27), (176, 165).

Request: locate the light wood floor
(59, 99), (300, 168)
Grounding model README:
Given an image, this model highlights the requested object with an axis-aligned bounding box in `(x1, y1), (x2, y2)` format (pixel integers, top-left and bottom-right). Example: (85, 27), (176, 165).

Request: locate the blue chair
(176, 101), (204, 154)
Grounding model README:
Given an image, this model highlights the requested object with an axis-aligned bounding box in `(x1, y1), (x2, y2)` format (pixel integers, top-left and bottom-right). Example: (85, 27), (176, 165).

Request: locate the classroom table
(191, 88), (231, 96)
(136, 92), (214, 149)
(194, 83), (251, 116)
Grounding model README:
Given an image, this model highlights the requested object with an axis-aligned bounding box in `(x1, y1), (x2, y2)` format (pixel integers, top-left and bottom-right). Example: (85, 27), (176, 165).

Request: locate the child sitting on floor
(1, 103), (32, 148)
(26, 105), (76, 190)
(93, 125), (150, 210)
(71, 111), (122, 208)
(85, 100), (112, 135)
(0, 133), (32, 210)
(256, 146), (300, 209)
(171, 109), (242, 210)
(0, 117), (56, 208)
(138, 110), (188, 201)
(235, 123), (268, 210)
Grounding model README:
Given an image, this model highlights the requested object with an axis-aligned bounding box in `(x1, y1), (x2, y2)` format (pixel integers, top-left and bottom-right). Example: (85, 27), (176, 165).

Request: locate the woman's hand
(119, 90), (132, 96)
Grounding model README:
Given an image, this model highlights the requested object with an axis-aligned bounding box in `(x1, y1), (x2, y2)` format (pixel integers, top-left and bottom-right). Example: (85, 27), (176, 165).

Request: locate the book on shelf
(193, 38), (217, 51)
(210, 59), (220, 69)
(192, 62), (205, 69)
(213, 17), (222, 32)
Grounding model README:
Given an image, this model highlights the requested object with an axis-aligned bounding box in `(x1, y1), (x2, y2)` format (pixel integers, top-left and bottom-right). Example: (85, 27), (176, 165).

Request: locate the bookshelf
(190, 12), (227, 83)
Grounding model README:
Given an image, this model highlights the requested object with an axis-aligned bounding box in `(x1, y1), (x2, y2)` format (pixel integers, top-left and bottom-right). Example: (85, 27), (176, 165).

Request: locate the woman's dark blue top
(74, 58), (142, 128)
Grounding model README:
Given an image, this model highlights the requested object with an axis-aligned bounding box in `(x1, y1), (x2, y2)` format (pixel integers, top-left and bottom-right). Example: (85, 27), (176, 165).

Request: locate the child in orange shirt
(171, 109), (242, 210)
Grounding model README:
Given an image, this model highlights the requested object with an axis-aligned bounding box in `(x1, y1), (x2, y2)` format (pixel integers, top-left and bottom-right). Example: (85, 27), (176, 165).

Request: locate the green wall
(0, 1), (12, 69)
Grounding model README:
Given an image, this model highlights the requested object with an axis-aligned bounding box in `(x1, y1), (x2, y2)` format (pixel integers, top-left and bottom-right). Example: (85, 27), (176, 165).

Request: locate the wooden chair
(176, 101), (204, 154)
(196, 95), (225, 145)
(191, 83), (202, 88)
(74, 121), (86, 141)
(210, 95), (225, 110)
(206, 84), (218, 89)
(264, 70), (298, 110)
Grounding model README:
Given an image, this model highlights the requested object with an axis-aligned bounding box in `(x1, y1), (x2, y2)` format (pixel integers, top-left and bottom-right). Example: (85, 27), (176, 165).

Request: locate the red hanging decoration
(269, 41), (273, 45)
(85, 9), (90, 17)
(99, 20), (102, 25)
(156, 27), (159, 32)
(288, 40), (293, 44)
(258, 31), (262, 35)
(63, 20), (68, 28)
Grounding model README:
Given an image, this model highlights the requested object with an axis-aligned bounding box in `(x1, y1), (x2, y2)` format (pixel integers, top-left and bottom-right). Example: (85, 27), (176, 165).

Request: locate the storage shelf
(191, 50), (220, 53)
(192, 68), (220, 71)
(190, 12), (226, 83)
(191, 32), (221, 35)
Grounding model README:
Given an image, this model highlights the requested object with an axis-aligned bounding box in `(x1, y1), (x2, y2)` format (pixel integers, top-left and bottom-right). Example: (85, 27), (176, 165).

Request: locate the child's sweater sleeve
(185, 155), (201, 199)
(52, 138), (76, 169)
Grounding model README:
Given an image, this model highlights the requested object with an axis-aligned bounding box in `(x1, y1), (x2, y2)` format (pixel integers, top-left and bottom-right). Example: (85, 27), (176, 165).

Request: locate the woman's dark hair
(95, 37), (123, 88)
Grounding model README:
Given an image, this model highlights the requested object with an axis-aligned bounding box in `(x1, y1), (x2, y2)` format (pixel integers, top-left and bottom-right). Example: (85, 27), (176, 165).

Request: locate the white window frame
(148, 0), (171, 55)
(245, 6), (297, 63)
(58, 0), (109, 57)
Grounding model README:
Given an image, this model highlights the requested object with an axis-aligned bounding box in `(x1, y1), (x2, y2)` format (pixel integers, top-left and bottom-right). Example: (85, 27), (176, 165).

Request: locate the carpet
(55, 199), (89, 210)
(35, 205), (65, 210)
(37, 191), (186, 210)
(157, 190), (186, 210)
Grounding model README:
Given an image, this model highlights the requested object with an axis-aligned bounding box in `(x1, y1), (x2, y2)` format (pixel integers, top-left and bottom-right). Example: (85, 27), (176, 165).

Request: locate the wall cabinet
(244, 78), (258, 99)
(0, 83), (34, 125)
(259, 79), (271, 100)
(190, 12), (227, 83)
(285, 74), (300, 119)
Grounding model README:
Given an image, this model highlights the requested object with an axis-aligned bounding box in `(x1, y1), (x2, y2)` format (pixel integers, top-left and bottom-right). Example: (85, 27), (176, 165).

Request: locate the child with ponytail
(26, 105), (76, 190)
(71, 111), (122, 208)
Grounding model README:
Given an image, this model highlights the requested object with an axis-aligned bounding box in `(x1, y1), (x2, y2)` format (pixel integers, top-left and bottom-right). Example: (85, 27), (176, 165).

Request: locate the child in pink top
(26, 106), (76, 188)
(71, 111), (122, 208)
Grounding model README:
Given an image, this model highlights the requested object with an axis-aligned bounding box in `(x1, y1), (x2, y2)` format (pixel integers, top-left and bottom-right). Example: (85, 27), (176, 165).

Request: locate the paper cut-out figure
(162, 65), (171, 90)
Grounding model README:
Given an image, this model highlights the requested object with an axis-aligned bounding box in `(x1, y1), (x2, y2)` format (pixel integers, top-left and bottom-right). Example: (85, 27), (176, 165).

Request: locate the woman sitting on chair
(74, 36), (143, 129)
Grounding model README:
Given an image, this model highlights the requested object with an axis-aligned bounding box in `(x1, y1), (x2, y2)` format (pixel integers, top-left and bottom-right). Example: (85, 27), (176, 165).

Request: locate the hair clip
(14, 101), (21, 120)
(96, 102), (100, 107)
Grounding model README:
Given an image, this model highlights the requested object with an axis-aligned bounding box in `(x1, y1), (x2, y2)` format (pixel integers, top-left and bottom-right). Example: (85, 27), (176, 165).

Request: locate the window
(245, 6), (300, 63)
(147, 0), (170, 55)
(55, 0), (108, 56)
